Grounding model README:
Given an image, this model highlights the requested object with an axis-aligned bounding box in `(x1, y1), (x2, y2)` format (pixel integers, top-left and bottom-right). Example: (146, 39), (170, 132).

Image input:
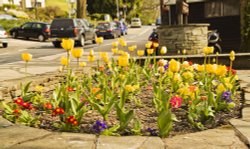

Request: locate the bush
(0, 19), (27, 33)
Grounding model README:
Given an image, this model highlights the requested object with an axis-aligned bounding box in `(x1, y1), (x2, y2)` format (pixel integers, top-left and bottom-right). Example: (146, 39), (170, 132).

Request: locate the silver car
(0, 25), (8, 48)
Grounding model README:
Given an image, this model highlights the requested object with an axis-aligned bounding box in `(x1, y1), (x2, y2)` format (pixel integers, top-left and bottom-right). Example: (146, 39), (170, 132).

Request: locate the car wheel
(92, 34), (97, 44)
(38, 34), (45, 42)
(2, 43), (8, 48)
(52, 41), (61, 48)
(79, 35), (85, 46)
(12, 32), (18, 38)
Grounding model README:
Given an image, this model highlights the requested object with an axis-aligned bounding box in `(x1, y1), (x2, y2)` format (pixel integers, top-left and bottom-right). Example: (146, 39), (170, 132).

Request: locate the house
(0, 0), (46, 8)
(162, 0), (241, 52)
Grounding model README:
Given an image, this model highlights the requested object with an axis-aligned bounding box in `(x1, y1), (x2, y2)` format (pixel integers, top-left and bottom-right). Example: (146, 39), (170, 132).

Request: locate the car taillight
(74, 28), (78, 36)
(44, 28), (50, 33)
(107, 29), (112, 32)
(95, 29), (99, 32)
(4, 31), (7, 35)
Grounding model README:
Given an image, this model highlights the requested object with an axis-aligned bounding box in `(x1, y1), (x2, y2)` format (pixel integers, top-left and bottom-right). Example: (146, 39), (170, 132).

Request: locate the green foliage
(241, 0), (250, 51)
(0, 19), (27, 33)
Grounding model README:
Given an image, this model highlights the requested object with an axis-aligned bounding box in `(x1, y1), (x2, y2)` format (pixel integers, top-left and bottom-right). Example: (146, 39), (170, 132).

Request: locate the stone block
(230, 119), (250, 146)
(163, 125), (247, 149)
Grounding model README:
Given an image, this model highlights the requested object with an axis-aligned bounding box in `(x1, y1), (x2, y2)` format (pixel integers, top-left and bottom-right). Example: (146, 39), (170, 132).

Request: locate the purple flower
(164, 64), (169, 70)
(222, 91), (232, 103)
(147, 128), (158, 136)
(93, 120), (108, 133)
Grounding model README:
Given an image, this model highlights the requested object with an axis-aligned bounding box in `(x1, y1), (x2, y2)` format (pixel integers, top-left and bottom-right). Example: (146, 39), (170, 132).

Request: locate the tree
(240, 0), (250, 52)
(77, 0), (87, 18)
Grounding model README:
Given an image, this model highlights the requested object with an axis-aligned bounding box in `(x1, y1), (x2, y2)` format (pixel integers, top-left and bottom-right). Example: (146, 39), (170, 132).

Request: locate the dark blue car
(95, 22), (121, 39)
(114, 21), (128, 36)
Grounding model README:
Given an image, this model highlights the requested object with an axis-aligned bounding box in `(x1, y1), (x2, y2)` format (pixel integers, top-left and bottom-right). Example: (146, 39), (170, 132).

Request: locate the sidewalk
(0, 55), (249, 148)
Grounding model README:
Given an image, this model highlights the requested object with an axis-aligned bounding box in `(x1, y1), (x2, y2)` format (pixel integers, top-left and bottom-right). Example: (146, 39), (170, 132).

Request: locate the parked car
(9, 22), (50, 42)
(0, 14), (18, 20)
(131, 18), (142, 28)
(0, 25), (8, 48)
(114, 21), (128, 36)
(95, 22), (121, 39)
(50, 18), (96, 47)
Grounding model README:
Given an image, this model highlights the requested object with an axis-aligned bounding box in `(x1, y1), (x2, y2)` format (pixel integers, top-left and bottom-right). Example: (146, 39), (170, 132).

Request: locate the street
(0, 26), (154, 65)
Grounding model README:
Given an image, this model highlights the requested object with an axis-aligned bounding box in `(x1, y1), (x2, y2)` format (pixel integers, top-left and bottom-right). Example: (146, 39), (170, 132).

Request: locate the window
(22, 23), (32, 29)
(205, 0), (239, 18)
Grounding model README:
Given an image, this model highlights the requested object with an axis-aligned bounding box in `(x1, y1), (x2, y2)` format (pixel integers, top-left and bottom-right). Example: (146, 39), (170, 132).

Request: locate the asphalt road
(0, 25), (154, 65)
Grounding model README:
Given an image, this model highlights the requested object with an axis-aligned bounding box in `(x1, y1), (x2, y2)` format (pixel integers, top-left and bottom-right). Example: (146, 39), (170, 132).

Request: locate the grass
(46, 0), (73, 12)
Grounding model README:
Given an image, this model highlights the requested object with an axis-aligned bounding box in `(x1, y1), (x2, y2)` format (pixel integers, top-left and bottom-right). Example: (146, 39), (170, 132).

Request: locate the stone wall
(158, 24), (209, 54)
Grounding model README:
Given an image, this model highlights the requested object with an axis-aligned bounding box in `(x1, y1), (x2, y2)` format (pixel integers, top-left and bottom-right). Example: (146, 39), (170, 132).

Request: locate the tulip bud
(229, 50), (235, 61)
(160, 46), (167, 54)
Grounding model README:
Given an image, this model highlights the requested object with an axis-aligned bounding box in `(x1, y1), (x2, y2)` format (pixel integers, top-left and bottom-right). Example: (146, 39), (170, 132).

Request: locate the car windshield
(96, 23), (110, 30)
(51, 19), (74, 28)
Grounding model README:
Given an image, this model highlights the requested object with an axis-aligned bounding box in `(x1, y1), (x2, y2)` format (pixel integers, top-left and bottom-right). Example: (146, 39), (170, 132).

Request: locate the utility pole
(116, 0), (119, 20)
(21, 0), (26, 10)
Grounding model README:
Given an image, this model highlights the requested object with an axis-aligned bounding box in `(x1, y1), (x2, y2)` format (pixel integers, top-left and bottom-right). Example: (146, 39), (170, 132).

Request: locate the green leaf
(157, 109), (172, 137)
(22, 81), (32, 96)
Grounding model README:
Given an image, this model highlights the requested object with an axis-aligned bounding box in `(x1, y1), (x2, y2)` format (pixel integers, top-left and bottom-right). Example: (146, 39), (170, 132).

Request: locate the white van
(131, 18), (142, 28)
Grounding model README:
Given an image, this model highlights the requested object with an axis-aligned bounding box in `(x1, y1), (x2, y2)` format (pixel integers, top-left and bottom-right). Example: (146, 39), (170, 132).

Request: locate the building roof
(167, 0), (206, 5)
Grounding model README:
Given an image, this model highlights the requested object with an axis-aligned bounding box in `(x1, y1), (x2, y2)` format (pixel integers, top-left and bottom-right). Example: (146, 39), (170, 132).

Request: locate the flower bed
(1, 38), (242, 137)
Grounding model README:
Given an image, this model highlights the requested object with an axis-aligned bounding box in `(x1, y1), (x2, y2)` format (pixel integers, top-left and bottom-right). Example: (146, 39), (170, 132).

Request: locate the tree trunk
(22, 0), (26, 10)
(77, 0), (87, 18)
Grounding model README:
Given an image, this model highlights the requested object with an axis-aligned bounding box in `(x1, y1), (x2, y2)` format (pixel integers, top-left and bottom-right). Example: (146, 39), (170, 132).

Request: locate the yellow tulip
(147, 49), (154, 55)
(100, 52), (108, 59)
(112, 41), (119, 47)
(196, 64), (205, 72)
(160, 46), (167, 54)
(120, 41), (127, 47)
(118, 38), (125, 44)
(79, 62), (86, 67)
(102, 56), (109, 63)
(173, 73), (182, 82)
(182, 71), (194, 80)
(128, 46), (136, 52)
(35, 85), (44, 92)
(60, 56), (69, 66)
(137, 50), (145, 56)
(215, 65), (227, 76)
(216, 83), (226, 93)
(158, 66), (165, 73)
(206, 64), (217, 74)
(125, 85), (135, 92)
(182, 49), (187, 55)
(230, 50), (235, 61)
(95, 37), (104, 44)
(21, 53), (32, 62)
(153, 42), (159, 48)
(88, 55), (95, 62)
(203, 46), (214, 55)
(118, 55), (129, 67)
(169, 59), (180, 72)
(89, 49), (94, 56)
(61, 38), (74, 51)
(71, 48), (83, 58)
(145, 42), (152, 49)
(112, 48), (118, 54)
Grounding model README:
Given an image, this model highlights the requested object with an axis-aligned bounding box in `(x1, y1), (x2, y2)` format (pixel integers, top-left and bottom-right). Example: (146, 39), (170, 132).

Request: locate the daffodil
(95, 37), (104, 44)
(160, 46), (167, 54)
(137, 50), (145, 56)
(61, 38), (74, 51)
(169, 59), (180, 73)
(61, 56), (70, 66)
(21, 53), (32, 62)
(71, 48), (83, 58)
